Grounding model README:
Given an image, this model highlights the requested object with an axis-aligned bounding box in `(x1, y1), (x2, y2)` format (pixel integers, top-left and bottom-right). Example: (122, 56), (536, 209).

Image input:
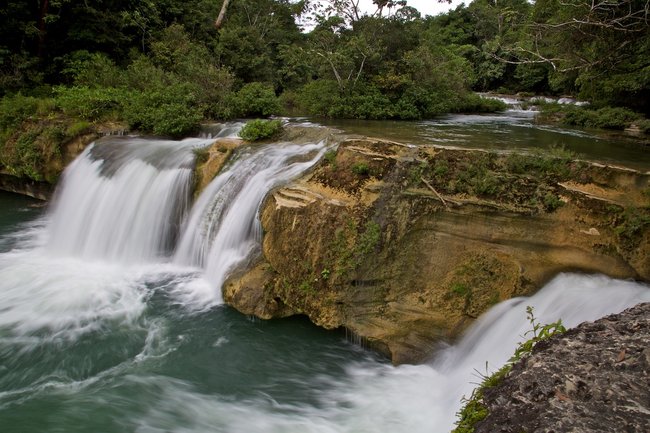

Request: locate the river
(0, 110), (649, 432)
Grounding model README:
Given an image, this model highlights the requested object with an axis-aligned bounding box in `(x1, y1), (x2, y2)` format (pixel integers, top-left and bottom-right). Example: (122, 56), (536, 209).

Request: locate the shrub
(458, 93), (507, 113)
(346, 87), (393, 119)
(62, 50), (125, 88)
(614, 207), (650, 242)
(1, 124), (64, 182)
(473, 173), (499, 196)
(545, 104), (641, 130)
(238, 119), (284, 141)
(7, 128), (43, 180)
(0, 94), (40, 132)
(505, 147), (576, 180)
(296, 80), (342, 117)
(122, 83), (203, 138)
(54, 86), (127, 120)
(543, 192), (564, 212)
(323, 149), (337, 167)
(636, 119), (650, 134)
(232, 82), (281, 117)
(590, 107), (638, 130)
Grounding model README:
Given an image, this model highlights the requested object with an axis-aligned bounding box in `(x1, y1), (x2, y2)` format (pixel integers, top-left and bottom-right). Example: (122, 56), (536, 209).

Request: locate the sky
(358, 0), (466, 17)
(299, 0), (467, 31)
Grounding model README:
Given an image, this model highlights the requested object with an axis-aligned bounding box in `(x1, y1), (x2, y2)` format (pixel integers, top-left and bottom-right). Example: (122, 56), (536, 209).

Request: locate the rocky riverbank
(474, 302), (650, 433)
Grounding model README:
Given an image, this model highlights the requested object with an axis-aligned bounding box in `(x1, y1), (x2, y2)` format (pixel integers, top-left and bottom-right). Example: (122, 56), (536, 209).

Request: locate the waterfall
(42, 134), (326, 305)
(0, 129), (648, 433)
(174, 141), (327, 298)
(45, 136), (211, 263)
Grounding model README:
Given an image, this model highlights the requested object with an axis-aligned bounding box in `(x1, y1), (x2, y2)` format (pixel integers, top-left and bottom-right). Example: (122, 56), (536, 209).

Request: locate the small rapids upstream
(0, 133), (648, 432)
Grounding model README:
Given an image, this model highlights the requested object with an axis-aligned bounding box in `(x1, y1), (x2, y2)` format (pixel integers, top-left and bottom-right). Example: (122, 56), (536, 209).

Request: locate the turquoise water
(1, 123), (649, 432)
(0, 192), (383, 432)
(0, 192), (43, 244)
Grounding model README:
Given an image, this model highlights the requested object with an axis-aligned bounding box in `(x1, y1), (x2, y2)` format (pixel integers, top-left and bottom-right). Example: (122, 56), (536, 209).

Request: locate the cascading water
(46, 136), (208, 263)
(174, 142), (327, 299)
(0, 129), (648, 433)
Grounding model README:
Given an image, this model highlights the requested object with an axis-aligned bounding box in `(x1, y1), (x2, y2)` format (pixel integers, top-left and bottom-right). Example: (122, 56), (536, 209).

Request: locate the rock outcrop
(475, 302), (650, 433)
(224, 132), (650, 364)
(0, 120), (125, 199)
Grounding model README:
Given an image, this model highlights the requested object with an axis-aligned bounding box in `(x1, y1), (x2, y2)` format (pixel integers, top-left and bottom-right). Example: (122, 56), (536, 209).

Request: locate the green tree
(501, 0), (650, 111)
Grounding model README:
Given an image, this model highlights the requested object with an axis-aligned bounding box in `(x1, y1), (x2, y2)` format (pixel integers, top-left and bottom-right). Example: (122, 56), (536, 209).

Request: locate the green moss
(323, 149), (337, 167)
(614, 207), (650, 245)
(192, 146), (210, 165)
(66, 120), (93, 137)
(351, 162), (370, 176)
(408, 160), (428, 186)
(433, 160), (449, 179)
(325, 218), (382, 281)
(542, 192), (564, 212)
(505, 147), (577, 180)
(355, 220), (381, 261)
(451, 282), (471, 298)
(298, 279), (315, 294)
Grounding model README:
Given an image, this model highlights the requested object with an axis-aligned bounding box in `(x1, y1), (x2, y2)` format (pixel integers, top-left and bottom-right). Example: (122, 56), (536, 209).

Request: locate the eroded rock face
(476, 302), (650, 433)
(193, 137), (242, 195)
(223, 135), (650, 364)
(0, 174), (52, 200)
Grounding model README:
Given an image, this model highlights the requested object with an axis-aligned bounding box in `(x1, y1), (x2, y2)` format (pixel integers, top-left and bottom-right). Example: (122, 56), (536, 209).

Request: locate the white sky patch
(358, 0), (466, 17)
(298, 0), (467, 31)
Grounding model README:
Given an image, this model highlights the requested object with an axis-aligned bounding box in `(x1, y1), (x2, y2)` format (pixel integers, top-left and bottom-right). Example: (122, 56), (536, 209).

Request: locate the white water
(130, 273), (650, 433)
(46, 137), (211, 263)
(0, 135), (329, 340)
(1, 132), (649, 432)
(173, 141), (327, 302)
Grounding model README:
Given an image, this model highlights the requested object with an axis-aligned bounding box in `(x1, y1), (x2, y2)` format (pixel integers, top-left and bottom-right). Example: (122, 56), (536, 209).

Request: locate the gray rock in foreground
(476, 302), (650, 433)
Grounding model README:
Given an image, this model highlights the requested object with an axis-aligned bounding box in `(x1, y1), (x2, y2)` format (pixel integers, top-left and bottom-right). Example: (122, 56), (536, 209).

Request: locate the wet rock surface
(476, 302), (650, 433)
(225, 132), (650, 364)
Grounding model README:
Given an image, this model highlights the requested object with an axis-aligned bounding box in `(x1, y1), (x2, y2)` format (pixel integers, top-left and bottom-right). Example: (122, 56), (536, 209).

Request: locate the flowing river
(1, 111), (649, 432)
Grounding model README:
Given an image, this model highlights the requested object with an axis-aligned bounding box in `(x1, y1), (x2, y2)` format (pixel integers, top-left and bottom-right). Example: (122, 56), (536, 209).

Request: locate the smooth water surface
(317, 110), (650, 171)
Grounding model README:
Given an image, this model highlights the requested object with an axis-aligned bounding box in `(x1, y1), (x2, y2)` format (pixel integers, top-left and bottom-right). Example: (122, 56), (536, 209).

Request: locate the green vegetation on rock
(238, 119), (284, 142)
(452, 307), (566, 433)
(539, 104), (645, 131)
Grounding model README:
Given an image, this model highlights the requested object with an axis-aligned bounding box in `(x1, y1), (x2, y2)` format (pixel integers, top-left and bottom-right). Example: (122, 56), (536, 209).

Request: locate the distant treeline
(0, 0), (648, 136)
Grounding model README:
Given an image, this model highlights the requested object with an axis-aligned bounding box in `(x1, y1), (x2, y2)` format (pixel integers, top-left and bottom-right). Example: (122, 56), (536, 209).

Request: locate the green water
(0, 192), (383, 432)
(0, 192), (43, 242)
(318, 113), (650, 171)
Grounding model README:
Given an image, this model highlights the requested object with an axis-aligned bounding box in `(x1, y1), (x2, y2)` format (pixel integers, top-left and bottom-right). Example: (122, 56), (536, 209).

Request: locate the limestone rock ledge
(224, 136), (650, 364)
(476, 302), (650, 433)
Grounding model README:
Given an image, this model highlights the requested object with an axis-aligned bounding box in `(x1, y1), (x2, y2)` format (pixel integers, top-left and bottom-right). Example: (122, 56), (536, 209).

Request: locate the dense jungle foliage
(0, 0), (648, 144)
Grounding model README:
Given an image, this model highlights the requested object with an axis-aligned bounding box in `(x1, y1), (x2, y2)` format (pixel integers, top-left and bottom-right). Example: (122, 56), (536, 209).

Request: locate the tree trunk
(215, 0), (232, 30)
(38, 0), (49, 58)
